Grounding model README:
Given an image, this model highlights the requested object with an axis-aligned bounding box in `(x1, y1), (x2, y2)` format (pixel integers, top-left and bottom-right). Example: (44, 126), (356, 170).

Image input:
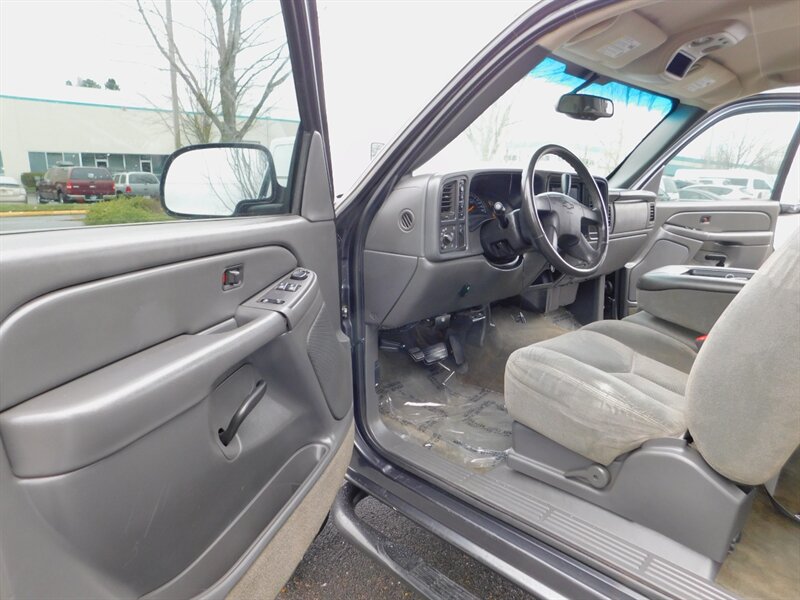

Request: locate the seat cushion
(505, 319), (698, 465)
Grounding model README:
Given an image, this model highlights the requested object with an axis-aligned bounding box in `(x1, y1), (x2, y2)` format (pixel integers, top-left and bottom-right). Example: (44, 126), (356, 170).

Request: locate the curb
(0, 210), (88, 217)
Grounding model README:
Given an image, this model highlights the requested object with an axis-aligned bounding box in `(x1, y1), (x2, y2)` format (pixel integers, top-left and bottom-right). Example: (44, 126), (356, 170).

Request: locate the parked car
(678, 187), (723, 201)
(37, 166), (115, 203)
(113, 172), (160, 199)
(0, 176), (27, 203)
(680, 183), (752, 200)
(674, 168), (775, 199)
(657, 175), (679, 200)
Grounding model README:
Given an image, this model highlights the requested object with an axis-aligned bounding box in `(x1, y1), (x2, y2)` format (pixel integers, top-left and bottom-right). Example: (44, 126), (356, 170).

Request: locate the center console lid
(637, 265), (755, 334)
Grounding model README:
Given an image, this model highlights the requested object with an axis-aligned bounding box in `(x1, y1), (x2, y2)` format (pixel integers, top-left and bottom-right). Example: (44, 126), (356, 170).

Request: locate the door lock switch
(260, 297), (285, 305)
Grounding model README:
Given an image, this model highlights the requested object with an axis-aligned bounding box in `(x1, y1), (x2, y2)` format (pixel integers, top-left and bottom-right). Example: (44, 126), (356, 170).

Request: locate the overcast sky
(0, 0), (529, 193)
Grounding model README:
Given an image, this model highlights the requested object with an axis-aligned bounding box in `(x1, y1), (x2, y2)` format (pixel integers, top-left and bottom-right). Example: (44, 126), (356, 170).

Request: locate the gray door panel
(0, 217), (352, 598)
(624, 200), (778, 309)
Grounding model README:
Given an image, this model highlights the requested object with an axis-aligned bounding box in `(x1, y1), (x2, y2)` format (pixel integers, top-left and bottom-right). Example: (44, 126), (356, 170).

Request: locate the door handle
(218, 380), (267, 446)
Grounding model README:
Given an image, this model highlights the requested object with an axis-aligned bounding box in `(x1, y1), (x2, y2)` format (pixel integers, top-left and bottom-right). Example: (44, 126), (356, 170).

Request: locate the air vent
(648, 202), (656, 223)
(399, 209), (415, 232)
(440, 180), (456, 219)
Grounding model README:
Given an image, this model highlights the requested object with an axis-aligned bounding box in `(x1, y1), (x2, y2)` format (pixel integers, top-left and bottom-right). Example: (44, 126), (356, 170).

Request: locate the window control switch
(277, 281), (300, 292)
(260, 297), (285, 305)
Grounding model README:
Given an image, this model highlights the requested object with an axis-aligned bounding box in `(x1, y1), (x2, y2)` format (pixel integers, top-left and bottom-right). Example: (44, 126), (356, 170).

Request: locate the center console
(636, 265), (755, 334)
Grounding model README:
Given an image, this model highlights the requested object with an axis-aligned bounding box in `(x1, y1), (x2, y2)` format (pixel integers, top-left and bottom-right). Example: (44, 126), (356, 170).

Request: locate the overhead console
(664, 23), (747, 81)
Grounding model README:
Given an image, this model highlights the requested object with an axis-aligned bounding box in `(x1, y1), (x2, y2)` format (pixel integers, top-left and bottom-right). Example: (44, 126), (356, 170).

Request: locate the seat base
(508, 423), (755, 563)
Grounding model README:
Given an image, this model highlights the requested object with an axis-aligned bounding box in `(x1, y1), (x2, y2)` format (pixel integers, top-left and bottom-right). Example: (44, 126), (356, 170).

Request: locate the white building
(0, 86), (299, 182)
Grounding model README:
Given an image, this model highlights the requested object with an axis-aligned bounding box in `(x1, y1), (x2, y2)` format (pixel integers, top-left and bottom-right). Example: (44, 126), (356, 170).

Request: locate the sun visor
(563, 12), (667, 69)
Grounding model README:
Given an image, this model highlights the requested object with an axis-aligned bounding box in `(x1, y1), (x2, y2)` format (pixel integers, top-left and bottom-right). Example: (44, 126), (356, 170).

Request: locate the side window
(661, 110), (799, 202)
(1, 2), (299, 231)
(778, 147), (800, 213)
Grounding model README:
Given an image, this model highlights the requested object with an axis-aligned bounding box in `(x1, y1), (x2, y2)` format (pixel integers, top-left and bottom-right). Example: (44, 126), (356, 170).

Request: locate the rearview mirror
(161, 143), (278, 217)
(556, 94), (614, 121)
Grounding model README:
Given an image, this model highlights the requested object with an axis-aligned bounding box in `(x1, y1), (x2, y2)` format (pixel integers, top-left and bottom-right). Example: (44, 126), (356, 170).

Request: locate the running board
(331, 483), (481, 600)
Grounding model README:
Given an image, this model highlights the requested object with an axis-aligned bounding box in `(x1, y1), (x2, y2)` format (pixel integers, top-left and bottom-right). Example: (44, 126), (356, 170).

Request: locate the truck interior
(357, 1), (800, 598)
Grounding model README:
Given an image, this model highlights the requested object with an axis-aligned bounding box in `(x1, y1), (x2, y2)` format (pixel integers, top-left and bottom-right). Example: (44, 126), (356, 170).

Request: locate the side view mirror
(160, 143), (279, 217)
(557, 93), (614, 121)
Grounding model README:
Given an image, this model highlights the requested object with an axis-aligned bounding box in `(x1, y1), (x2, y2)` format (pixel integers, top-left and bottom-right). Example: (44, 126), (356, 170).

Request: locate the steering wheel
(521, 144), (609, 278)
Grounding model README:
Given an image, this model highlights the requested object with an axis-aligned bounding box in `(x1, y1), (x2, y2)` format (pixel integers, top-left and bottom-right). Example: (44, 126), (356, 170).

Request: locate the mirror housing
(160, 143), (279, 217)
(556, 94), (614, 121)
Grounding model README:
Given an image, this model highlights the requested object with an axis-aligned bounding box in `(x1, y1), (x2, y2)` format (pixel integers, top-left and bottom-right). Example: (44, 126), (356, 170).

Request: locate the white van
(673, 168), (775, 199)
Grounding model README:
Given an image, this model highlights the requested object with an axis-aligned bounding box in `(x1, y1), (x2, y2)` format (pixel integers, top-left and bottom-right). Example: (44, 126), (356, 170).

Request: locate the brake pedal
(421, 342), (449, 365)
(407, 347), (425, 362)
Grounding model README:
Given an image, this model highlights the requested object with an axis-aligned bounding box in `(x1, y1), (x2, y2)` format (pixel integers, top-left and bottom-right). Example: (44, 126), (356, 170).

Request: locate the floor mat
(716, 450), (800, 599)
(461, 305), (582, 393)
(377, 307), (577, 471)
(378, 352), (512, 471)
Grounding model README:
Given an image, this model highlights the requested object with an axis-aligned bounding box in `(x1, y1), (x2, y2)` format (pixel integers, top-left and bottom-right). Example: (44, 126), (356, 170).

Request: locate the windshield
(421, 57), (674, 176)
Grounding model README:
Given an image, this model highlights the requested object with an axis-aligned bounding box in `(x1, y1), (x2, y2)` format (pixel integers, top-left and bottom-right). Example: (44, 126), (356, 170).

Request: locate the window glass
(124, 155), (141, 172)
(130, 173), (156, 184)
(754, 179), (771, 190)
(1, 1), (300, 232)
(421, 57), (674, 177)
(779, 147), (799, 207)
(108, 155), (125, 172)
(70, 168), (113, 180)
(661, 110), (799, 201)
(28, 152), (47, 173)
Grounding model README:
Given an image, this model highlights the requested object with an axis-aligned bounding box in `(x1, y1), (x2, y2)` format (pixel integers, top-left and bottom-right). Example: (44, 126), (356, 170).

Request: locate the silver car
(113, 172), (160, 199)
(0, 176), (27, 203)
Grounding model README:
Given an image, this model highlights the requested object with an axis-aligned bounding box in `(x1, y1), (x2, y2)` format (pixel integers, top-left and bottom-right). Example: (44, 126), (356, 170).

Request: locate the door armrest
(636, 265), (755, 334)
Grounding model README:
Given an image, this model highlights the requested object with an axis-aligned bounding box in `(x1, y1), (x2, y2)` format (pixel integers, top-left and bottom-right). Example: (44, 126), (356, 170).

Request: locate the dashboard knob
(441, 232), (454, 246)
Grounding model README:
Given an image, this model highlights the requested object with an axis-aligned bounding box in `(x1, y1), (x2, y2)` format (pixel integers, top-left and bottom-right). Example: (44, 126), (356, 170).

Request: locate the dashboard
(438, 170), (607, 254)
(363, 169), (655, 328)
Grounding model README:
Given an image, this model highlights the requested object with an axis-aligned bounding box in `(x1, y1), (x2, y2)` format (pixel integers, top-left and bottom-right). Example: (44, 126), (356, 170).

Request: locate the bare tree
(178, 46), (218, 144)
(707, 133), (784, 173)
(165, 0), (181, 149)
(136, 0), (291, 142)
(144, 45), (218, 145)
(466, 105), (513, 161)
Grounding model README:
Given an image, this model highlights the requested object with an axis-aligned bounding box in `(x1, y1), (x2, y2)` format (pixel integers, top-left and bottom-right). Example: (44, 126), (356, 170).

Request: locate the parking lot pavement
(281, 495), (533, 600)
(0, 214), (85, 232)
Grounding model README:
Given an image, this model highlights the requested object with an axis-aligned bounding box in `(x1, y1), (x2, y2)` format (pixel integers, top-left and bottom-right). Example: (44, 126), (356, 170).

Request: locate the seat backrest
(687, 228), (800, 486)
